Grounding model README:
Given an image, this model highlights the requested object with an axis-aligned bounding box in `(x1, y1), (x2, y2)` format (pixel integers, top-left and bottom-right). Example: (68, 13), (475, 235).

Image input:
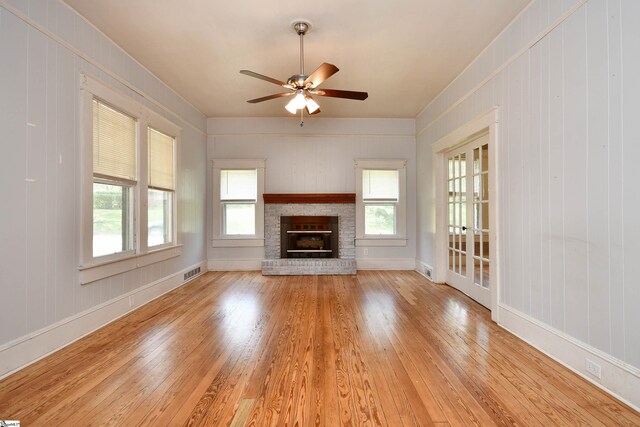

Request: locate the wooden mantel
(263, 193), (356, 204)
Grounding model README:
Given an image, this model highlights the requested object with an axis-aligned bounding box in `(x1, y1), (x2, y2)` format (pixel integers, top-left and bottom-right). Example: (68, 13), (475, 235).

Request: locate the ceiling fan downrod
(293, 21), (309, 76)
(293, 21), (310, 126)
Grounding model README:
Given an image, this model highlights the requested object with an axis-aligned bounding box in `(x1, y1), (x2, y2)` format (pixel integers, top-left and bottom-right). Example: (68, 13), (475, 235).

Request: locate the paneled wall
(417, 0), (640, 375)
(207, 118), (416, 266)
(0, 1), (207, 352)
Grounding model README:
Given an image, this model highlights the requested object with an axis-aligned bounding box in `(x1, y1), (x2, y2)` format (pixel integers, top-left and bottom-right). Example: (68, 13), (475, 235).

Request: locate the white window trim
(212, 159), (265, 247)
(355, 159), (407, 247)
(79, 73), (181, 282)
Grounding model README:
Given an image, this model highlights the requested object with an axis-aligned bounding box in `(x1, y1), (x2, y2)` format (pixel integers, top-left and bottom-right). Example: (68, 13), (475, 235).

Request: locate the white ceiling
(63, 0), (530, 118)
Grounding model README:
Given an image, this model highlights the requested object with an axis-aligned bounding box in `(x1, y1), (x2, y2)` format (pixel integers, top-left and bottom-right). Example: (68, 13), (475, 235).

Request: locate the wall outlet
(129, 296), (135, 308)
(363, 248), (369, 256)
(586, 358), (601, 379)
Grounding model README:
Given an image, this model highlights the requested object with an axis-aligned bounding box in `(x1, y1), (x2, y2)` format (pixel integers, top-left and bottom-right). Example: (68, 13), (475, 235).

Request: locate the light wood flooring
(0, 271), (638, 426)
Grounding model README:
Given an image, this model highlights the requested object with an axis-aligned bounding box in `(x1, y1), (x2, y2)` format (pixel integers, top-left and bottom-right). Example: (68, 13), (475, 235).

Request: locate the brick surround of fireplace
(261, 194), (357, 275)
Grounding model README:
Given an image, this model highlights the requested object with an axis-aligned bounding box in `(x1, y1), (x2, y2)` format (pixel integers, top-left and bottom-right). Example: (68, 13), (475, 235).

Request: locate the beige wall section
(207, 118), (417, 268)
(0, 0), (207, 358)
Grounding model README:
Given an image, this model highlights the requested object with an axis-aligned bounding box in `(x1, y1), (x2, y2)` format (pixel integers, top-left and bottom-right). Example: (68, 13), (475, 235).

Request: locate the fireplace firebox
(281, 216), (339, 258)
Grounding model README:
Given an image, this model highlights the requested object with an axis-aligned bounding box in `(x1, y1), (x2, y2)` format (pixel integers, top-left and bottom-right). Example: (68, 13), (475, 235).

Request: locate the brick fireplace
(261, 194), (357, 275)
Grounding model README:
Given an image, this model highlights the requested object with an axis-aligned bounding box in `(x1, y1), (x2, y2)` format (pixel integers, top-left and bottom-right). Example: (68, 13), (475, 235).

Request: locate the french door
(445, 133), (492, 308)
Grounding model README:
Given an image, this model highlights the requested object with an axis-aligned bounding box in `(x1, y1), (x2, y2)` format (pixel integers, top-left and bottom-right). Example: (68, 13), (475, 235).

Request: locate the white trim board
(356, 258), (416, 270)
(207, 258), (262, 271)
(498, 303), (640, 412)
(207, 258), (417, 272)
(0, 261), (207, 379)
(207, 117), (416, 137)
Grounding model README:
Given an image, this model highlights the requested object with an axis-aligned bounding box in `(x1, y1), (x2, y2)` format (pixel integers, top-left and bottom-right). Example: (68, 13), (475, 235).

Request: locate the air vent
(424, 266), (433, 280)
(183, 266), (202, 281)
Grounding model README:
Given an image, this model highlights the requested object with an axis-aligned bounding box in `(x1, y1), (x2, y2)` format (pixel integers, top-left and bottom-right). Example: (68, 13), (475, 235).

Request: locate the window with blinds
(91, 99), (136, 258)
(363, 169), (399, 235)
(220, 169), (257, 235)
(147, 127), (175, 247)
(148, 128), (175, 191)
(92, 99), (137, 181)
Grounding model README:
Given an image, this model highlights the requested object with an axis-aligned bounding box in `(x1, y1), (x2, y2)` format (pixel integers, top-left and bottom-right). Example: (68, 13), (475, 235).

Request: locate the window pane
(148, 128), (175, 191)
(93, 99), (137, 181)
(474, 257), (481, 286)
(148, 189), (172, 247)
(93, 182), (131, 257)
(363, 170), (399, 200)
(221, 170), (257, 200)
(482, 260), (491, 289)
(482, 144), (489, 172)
(364, 204), (395, 235)
(224, 203), (256, 235)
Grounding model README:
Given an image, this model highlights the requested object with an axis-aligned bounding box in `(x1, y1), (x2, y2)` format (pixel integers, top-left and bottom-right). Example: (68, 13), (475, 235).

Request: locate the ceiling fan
(240, 21), (368, 123)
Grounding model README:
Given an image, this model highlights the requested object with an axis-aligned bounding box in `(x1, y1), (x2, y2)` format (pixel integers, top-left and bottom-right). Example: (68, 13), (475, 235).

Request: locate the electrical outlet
(129, 296), (134, 308)
(586, 359), (601, 379)
(363, 248), (369, 256)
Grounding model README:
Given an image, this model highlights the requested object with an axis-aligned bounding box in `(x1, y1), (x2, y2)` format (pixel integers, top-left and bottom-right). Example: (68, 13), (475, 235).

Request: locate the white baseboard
(498, 303), (640, 412)
(356, 257), (416, 270)
(0, 260), (207, 379)
(207, 258), (262, 271)
(206, 257), (417, 272)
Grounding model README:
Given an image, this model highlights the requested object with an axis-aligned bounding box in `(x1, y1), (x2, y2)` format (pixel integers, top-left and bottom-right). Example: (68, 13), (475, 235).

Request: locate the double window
(212, 160), (265, 247)
(80, 74), (180, 279)
(355, 159), (407, 246)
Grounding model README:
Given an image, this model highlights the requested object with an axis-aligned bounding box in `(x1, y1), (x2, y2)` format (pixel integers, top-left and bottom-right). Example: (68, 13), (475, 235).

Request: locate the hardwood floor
(1, 271), (638, 426)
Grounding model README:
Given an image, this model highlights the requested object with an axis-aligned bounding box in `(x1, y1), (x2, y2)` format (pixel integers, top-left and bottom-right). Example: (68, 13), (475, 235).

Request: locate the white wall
(416, 0), (640, 408)
(207, 118), (416, 269)
(0, 1), (207, 375)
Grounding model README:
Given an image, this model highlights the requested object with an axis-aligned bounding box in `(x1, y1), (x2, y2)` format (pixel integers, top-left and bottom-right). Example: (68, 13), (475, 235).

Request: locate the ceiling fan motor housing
(288, 74), (308, 88)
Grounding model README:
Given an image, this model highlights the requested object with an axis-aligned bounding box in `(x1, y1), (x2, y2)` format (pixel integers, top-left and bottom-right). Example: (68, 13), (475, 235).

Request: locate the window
(212, 159), (265, 247)
(363, 169), (399, 235)
(92, 99), (137, 258)
(79, 74), (182, 282)
(148, 128), (175, 247)
(355, 159), (407, 246)
(221, 169), (257, 235)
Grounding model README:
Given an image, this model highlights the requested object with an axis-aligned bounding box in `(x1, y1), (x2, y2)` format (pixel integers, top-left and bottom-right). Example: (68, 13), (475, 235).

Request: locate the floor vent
(424, 266), (433, 280)
(183, 266), (201, 281)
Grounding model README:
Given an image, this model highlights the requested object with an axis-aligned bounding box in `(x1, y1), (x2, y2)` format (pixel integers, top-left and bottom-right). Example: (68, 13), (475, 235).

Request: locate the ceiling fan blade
(303, 63), (339, 88)
(313, 88), (368, 101)
(246, 92), (293, 103)
(240, 70), (289, 87)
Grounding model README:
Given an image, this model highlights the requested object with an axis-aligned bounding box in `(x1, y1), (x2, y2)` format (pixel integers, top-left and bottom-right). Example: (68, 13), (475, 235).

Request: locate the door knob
(462, 226), (467, 231)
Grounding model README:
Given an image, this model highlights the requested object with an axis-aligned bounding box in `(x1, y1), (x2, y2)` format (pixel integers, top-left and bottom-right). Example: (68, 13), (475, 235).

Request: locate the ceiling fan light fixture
(305, 96), (320, 114)
(286, 91), (307, 113)
(285, 98), (298, 114)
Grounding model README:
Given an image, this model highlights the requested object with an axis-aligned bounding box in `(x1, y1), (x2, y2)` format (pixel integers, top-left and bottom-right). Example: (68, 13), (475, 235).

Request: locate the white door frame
(432, 108), (500, 322)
